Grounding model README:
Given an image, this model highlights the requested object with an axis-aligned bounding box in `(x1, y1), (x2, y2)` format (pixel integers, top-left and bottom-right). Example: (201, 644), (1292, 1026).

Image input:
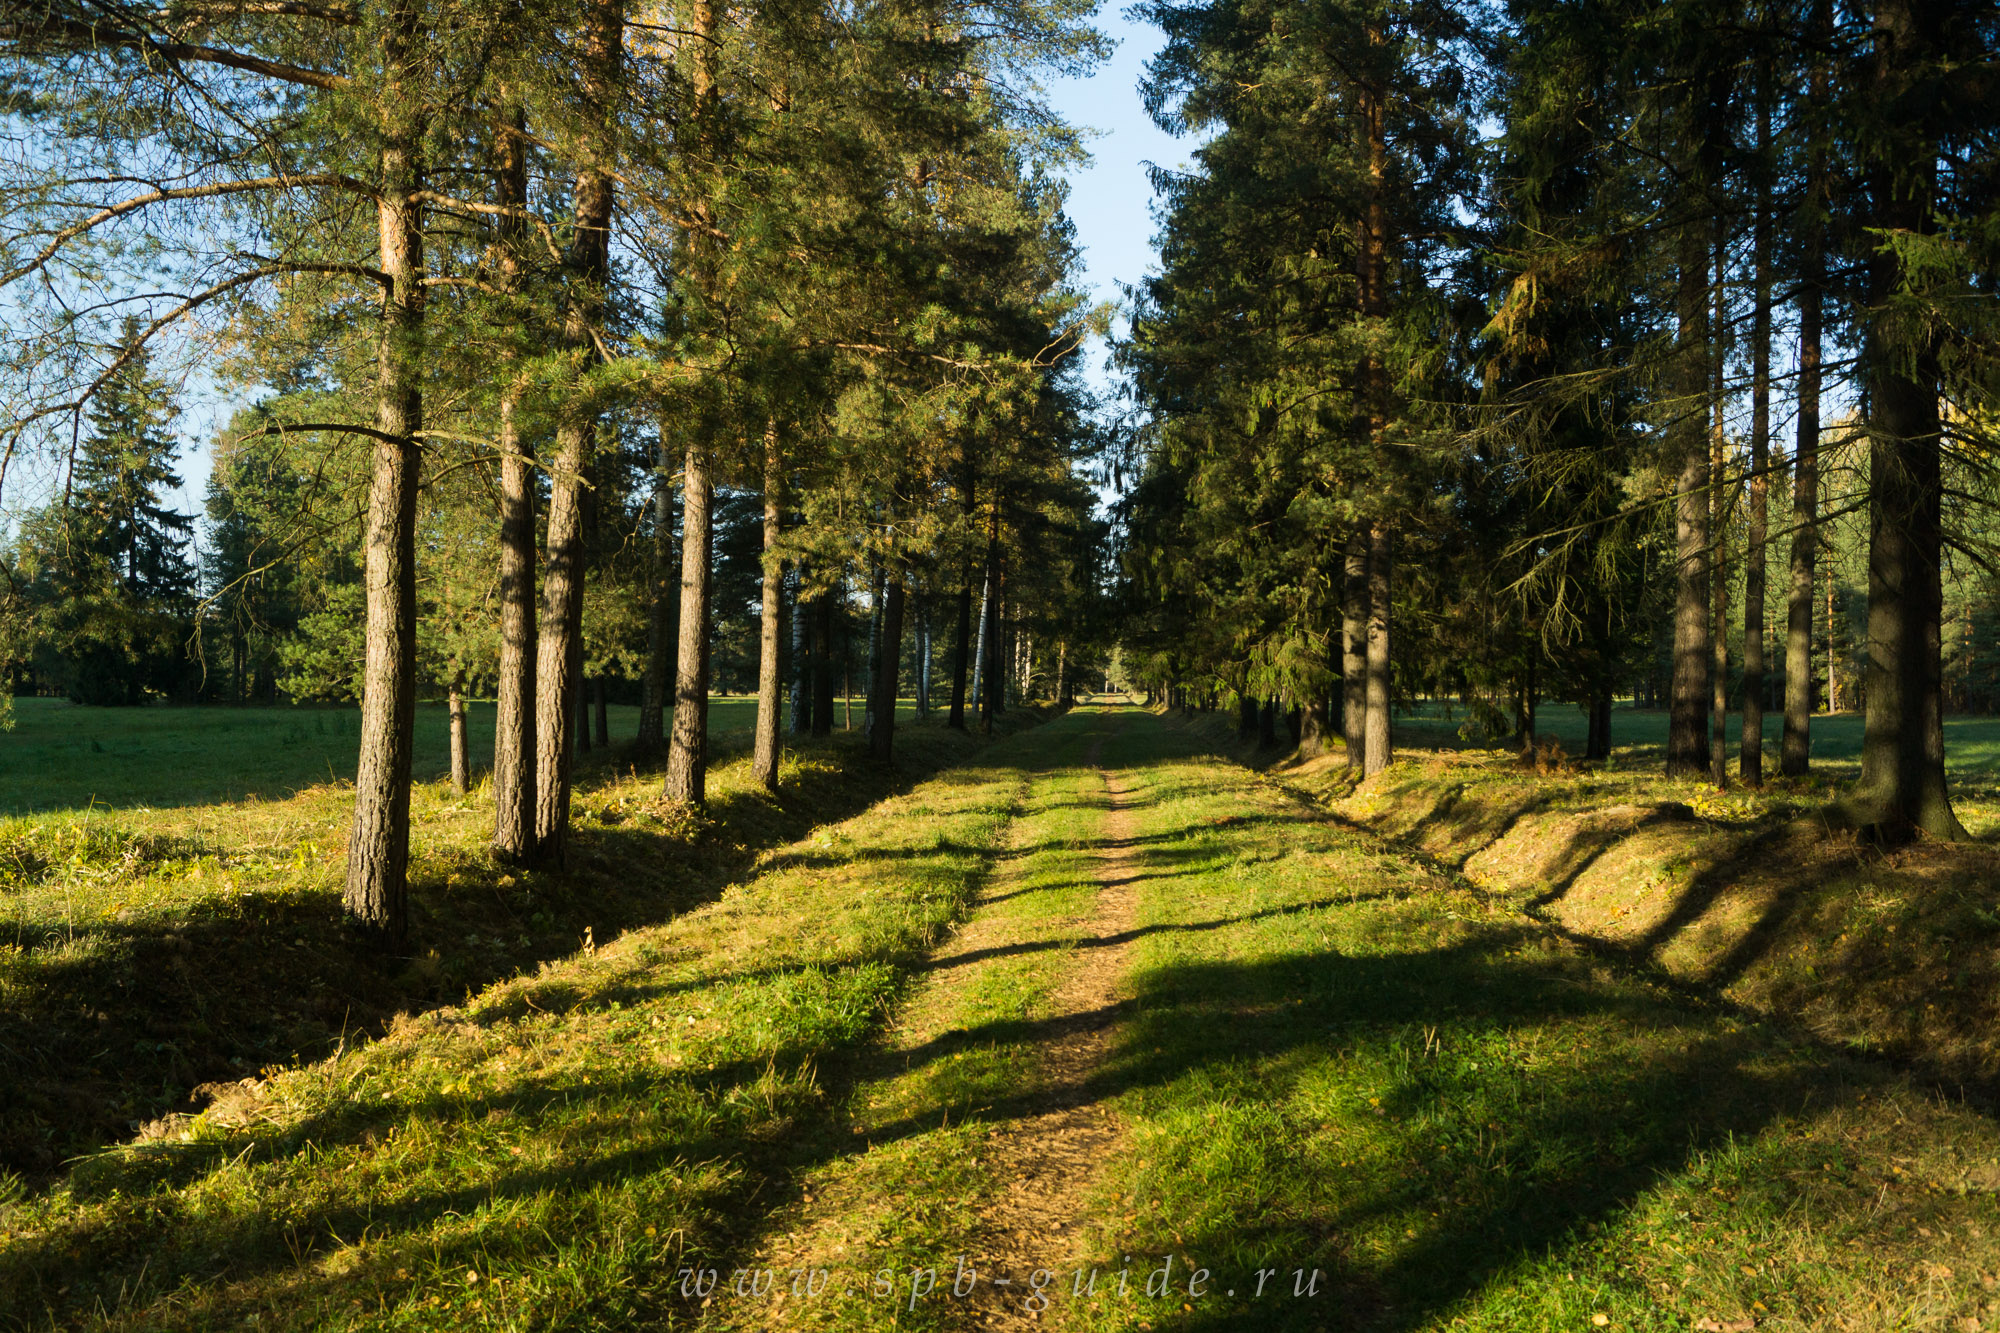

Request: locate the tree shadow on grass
(0, 728), (1027, 1184)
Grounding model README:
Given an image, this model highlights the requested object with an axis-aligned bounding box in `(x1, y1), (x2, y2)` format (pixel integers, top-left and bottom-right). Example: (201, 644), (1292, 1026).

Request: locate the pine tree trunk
(863, 560), (884, 737)
(1258, 698), (1277, 748)
(869, 574), (905, 761)
(1741, 88), (1772, 785)
(1342, 532), (1367, 769)
(1782, 8), (1826, 777)
(972, 549), (995, 734)
(948, 575), (974, 730)
(491, 105), (537, 860)
(343, 116), (424, 945)
(639, 422), (675, 751)
(1709, 225), (1732, 788)
(664, 441), (712, 807)
(529, 0), (618, 863)
(984, 555), (1006, 726)
(812, 589), (835, 737)
(1238, 692), (1258, 740)
(575, 665), (592, 754)
(1853, 0), (1962, 839)
(914, 604), (932, 719)
(790, 568), (813, 735)
(593, 676), (608, 748)
(1667, 226), (1713, 777)
(752, 425), (783, 791)
(449, 684), (469, 796)
(1363, 523), (1392, 776)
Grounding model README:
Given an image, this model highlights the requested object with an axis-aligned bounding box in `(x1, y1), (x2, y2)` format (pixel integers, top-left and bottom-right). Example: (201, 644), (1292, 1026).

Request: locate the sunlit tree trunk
(530, 0), (620, 864)
(752, 424), (783, 790)
(1342, 532), (1367, 768)
(343, 79), (425, 944)
(449, 682), (469, 796)
(491, 106), (536, 860)
(664, 440), (712, 806)
(1363, 524), (1392, 776)
(639, 421), (675, 751)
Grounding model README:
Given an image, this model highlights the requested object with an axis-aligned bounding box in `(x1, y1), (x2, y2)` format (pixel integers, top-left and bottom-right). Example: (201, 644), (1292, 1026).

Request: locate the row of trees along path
(1118, 0), (1999, 843)
(0, 0), (1113, 944)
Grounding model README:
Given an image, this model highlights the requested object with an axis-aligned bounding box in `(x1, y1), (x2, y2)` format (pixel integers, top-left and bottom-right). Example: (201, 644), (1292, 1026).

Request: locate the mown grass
(11, 705), (2000, 1332)
(0, 699), (990, 1184)
(1385, 699), (2000, 781)
(698, 712), (1121, 1331)
(1061, 712), (2000, 1331)
(1, 694), (924, 814)
(0, 716), (1050, 1330)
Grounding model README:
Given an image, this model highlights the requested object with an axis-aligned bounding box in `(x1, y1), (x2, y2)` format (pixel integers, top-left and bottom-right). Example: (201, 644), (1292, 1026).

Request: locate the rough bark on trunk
(529, 0), (619, 865)
(869, 574), (905, 762)
(449, 684), (469, 796)
(1854, 0), (1959, 838)
(1782, 0), (1829, 778)
(491, 119), (536, 859)
(1342, 532), (1368, 768)
(1667, 225), (1713, 777)
(638, 423), (675, 751)
(1741, 103), (1771, 786)
(1363, 523), (1392, 776)
(343, 112), (424, 944)
(664, 441), (713, 807)
(752, 425), (783, 791)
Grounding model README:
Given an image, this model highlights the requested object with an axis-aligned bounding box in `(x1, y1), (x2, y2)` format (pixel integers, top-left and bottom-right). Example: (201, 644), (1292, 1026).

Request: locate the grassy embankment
(1223, 703), (2000, 1093)
(0, 694), (947, 1181)
(7, 704), (2000, 1331)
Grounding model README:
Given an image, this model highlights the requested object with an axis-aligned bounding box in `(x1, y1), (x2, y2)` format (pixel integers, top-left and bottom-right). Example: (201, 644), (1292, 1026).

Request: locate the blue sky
(1043, 3), (1187, 399)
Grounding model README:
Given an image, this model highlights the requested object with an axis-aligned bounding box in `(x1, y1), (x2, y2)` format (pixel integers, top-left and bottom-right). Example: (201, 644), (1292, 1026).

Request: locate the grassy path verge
(11, 705), (2000, 1331)
(694, 705), (2000, 1332)
(0, 727), (1042, 1330)
(1064, 710), (2000, 1332)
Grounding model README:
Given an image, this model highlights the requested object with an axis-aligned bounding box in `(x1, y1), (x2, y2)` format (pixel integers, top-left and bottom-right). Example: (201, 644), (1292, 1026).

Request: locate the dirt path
(711, 732), (1146, 1331)
(949, 744), (1141, 1326)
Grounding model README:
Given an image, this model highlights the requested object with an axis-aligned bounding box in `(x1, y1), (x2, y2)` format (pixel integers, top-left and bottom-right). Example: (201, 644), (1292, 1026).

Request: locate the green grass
(7, 704), (2000, 1331)
(0, 700), (1004, 1185)
(1389, 698), (2000, 788)
(0, 719), (1043, 1330)
(0, 695), (932, 814)
(1056, 712), (2000, 1331)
